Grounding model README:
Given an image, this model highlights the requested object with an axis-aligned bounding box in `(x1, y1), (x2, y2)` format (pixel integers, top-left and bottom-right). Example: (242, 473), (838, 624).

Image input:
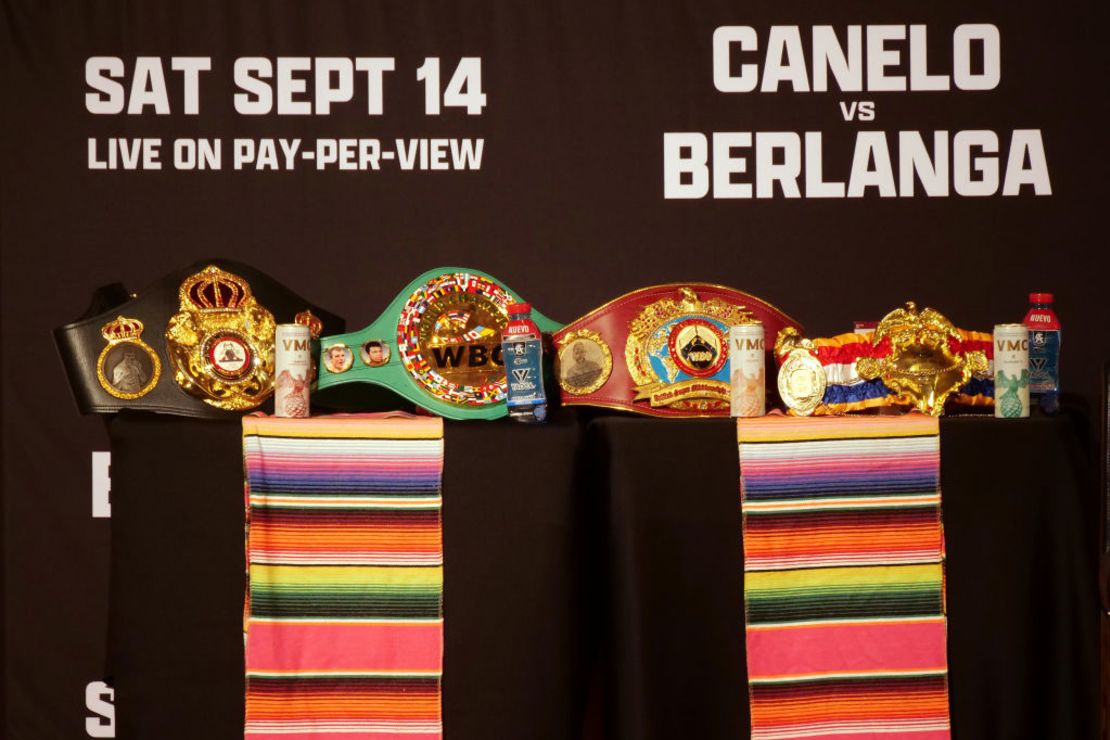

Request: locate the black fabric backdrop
(2, 1), (1108, 737)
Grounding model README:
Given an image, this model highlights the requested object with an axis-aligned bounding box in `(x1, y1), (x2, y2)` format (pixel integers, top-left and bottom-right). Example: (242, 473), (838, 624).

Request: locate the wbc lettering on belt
(430, 342), (504, 369)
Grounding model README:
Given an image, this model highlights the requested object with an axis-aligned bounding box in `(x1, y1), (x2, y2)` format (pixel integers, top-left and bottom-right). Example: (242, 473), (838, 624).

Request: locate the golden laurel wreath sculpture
(856, 302), (989, 416)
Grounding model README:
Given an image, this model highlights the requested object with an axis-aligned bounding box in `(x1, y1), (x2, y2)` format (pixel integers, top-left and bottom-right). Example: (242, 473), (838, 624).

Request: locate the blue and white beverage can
(993, 323), (1029, 419)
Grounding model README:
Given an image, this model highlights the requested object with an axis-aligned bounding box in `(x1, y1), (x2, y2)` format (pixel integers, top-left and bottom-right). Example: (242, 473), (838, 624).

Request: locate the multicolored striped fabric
(738, 414), (951, 740)
(243, 413), (444, 740)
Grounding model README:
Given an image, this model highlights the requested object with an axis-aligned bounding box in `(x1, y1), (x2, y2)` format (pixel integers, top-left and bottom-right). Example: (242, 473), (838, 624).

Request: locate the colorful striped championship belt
(738, 414), (951, 740)
(243, 413), (444, 739)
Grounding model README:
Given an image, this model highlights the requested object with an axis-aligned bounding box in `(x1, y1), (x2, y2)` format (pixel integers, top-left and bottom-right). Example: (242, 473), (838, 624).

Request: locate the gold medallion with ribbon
(96, 316), (161, 400)
(625, 287), (755, 413)
(165, 264), (276, 410)
(774, 327), (827, 416)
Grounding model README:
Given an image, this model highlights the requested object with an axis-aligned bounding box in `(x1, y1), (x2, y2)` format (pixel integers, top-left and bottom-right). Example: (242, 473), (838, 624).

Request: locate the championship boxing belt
(315, 267), (562, 420)
(775, 302), (993, 417)
(552, 284), (802, 418)
(55, 260), (344, 418)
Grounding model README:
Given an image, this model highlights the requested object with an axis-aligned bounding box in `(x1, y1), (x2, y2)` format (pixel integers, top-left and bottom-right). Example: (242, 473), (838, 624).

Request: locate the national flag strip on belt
(737, 414), (951, 740)
(242, 413), (445, 740)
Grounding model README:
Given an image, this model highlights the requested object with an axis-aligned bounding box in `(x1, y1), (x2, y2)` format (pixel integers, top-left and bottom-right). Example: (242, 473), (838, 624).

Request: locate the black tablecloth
(106, 409), (1099, 739)
(106, 411), (594, 740)
(595, 411), (1100, 740)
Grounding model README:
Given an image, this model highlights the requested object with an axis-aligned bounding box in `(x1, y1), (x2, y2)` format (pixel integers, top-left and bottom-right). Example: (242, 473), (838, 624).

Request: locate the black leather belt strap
(54, 258), (344, 418)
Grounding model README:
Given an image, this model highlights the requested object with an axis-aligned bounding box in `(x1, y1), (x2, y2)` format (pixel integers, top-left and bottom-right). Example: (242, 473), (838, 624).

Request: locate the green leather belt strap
(316, 267), (562, 420)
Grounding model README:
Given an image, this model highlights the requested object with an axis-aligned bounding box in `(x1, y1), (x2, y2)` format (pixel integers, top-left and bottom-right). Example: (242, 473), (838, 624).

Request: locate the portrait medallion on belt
(556, 329), (612, 395)
(164, 264), (276, 410)
(96, 315), (161, 400)
(359, 340), (391, 368)
(625, 287), (755, 413)
(322, 343), (354, 374)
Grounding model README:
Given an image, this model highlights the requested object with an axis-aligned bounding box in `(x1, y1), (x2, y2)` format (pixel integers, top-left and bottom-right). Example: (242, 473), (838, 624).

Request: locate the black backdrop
(3, 1), (1108, 737)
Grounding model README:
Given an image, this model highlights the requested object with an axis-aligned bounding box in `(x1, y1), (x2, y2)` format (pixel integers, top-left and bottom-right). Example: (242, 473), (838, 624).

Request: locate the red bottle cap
(507, 302), (531, 314)
(1029, 292), (1054, 304)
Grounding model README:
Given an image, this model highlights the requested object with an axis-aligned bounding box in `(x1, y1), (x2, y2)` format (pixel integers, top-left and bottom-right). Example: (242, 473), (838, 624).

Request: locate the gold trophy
(856, 302), (989, 416)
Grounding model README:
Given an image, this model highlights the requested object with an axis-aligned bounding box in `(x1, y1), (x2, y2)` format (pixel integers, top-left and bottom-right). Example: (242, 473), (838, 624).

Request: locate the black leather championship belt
(54, 259), (344, 418)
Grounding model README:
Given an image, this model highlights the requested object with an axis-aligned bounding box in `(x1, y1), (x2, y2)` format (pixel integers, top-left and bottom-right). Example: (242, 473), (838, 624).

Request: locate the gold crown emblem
(295, 309), (324, 339)
(101, 315), (145, 342)
(165, 264), (276, 411)
(180, 265), (253, 310)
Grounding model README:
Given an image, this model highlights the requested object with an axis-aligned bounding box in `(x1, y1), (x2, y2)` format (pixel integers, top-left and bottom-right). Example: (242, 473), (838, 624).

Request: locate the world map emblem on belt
(625, 287), (756, 412)
(164, 264), (277, 411)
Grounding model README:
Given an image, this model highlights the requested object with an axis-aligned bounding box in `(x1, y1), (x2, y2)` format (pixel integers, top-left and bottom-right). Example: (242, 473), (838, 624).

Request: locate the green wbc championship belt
(316, 268), (562, 420)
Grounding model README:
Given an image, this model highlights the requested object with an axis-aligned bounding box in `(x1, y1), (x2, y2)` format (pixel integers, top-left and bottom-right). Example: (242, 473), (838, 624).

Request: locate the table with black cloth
(105, 411), (596, 740)
(594, 409), (1100, 740)
(104, 408), (1098, 739)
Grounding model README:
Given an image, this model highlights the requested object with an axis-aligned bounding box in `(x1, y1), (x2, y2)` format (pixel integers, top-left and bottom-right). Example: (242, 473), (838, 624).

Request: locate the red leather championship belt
(553, 284), (802, 417)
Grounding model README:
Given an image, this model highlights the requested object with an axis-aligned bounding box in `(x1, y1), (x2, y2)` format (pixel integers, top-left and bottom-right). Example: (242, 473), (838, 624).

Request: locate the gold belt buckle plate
(165, 264), (277, 411)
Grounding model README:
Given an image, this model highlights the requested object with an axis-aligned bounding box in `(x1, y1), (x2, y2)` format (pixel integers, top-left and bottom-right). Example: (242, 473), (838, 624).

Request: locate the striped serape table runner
(242, 413), (444, 740)
(737, 413), (950, 740)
